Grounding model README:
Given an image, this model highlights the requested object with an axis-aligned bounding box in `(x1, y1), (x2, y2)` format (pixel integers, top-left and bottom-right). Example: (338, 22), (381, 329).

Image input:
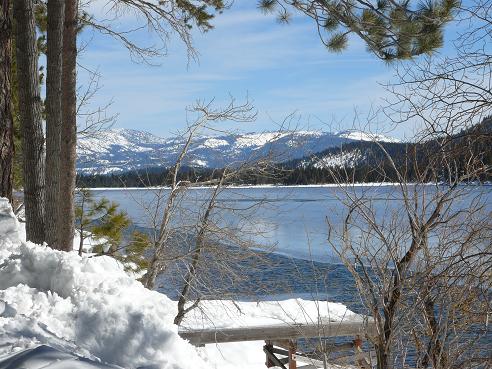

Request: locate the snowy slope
(77, 129), (398, 175)
(0, 198), (210, 369)
(310, 149), (365, 169)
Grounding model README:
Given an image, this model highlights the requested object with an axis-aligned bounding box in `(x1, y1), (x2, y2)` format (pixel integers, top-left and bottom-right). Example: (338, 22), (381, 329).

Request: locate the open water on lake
(89, 184), (492, 310)
(88, 184), (491, 365)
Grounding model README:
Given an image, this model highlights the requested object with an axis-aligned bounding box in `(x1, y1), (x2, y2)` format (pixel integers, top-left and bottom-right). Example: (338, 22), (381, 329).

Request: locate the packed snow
(0, 198), (359, 369)
(182, 299), (361, 330)
(234, 132), (290, 148)
(0, 200), (209, 369)
(199, 138), (230, 149)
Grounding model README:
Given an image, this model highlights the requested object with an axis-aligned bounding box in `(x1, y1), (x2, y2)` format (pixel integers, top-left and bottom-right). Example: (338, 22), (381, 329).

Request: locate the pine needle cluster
(174, 0), (227, 31)
(258, 0), (459, 60)
(75, 189), (152, 276)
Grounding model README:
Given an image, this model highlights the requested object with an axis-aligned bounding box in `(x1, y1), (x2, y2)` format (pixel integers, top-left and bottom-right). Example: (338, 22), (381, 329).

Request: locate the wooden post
(265, 340), (274, 368)
(288, 340), (297, 369)
(353, 335), (371, 369)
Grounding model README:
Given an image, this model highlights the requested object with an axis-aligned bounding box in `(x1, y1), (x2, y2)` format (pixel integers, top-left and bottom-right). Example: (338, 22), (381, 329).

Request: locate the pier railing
(179, 319), (376, 369)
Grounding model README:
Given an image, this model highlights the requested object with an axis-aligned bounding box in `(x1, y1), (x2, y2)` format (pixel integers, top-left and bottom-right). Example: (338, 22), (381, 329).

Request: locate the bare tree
(173, 171), (226, 325)
(326, 134), (491, 369)
(81, 0), (227, 64)
(322, 3), (492, 362)
(142, 97), (258, 290)
(0, 0), (14, 203)
(45, 0), (65, 247)
(13, 0), (45, 243)
(76, 67), (118, 138)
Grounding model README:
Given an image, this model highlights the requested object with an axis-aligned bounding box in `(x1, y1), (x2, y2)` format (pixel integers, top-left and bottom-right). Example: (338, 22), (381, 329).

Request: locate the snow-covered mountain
(77, 128), (399, 175)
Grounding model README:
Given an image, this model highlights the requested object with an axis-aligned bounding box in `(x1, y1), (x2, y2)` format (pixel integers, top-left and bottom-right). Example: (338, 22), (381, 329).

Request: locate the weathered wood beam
(263, 344), (287, 369)
(179, 320), (375, 345)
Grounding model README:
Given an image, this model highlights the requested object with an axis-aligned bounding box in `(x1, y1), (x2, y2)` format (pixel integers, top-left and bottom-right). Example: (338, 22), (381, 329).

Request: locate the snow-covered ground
(0, 198), (359, 369)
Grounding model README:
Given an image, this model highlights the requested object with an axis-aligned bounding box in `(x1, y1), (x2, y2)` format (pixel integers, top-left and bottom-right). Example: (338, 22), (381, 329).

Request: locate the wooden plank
(263, 345), (287, 369)
(179, 320), (375, 345)
(271, 347), (289, 356)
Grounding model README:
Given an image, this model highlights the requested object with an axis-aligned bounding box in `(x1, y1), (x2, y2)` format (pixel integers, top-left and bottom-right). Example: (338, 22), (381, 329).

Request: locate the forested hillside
(78, 118), (492, 187)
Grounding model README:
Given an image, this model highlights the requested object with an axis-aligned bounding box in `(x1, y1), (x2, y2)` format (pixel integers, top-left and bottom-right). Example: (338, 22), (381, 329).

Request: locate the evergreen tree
(75, 189), (130, 255)
(0, 0), (14, 203)
(258, 0), (458, 60)
(75, 189), (152, 276)
(45, 0), (65, 247)
(13, 0), (45, 243)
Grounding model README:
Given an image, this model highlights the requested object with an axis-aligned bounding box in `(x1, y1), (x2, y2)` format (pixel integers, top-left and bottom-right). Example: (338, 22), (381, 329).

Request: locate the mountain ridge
(77, 128), (399, 175)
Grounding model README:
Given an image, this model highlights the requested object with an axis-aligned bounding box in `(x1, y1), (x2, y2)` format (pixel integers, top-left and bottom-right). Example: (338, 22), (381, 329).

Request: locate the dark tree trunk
(13, 0), (45, 243)
(0, 0), (14, 204)
(59, 0), (77, 251)
(45, 0), (64, 248)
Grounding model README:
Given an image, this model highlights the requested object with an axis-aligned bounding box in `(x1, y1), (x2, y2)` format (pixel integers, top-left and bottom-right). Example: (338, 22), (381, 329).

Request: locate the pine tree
(258, 0), (458, 60)
(45, 0), (65, 247)
(75, 189), (130, 255)
(13, 0), (45, 243)
(75, 189), (152, 276)
(0, 0), (14, 203)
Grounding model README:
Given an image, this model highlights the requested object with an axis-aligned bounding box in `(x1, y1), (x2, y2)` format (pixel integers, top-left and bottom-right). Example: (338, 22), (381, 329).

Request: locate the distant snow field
(0, 198), (358, 369)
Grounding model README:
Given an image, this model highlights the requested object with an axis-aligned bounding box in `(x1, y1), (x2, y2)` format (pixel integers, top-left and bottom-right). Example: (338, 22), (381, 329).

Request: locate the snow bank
(0, 345), (121, 368)
(0, 198), (209, 369)
(182, 299), (361, 330)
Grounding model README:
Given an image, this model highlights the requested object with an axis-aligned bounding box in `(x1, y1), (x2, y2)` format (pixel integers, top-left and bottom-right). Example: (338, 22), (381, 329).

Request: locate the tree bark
(0, 0), (14, 204)
(13, 0), (45, 243)
(45, 0), (64, 248)
(59, 0), (77, 251)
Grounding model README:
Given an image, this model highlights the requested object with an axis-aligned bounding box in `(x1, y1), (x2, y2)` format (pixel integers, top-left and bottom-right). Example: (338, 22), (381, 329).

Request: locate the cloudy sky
(78, 0), (457, 139)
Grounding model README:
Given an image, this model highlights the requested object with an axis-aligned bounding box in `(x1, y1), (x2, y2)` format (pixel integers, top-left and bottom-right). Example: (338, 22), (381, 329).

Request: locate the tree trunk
(0, 0), (14, 204)
(45, 0), (65, 248)
(13, 0), (45, 243)
(59, 0), (77, 251)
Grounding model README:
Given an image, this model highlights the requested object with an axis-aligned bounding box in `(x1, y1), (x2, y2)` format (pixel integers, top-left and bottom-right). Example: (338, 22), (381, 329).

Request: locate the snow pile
(182, 299), (361, 329)
(182, 300), (362, 369)
(0, 198), (210, 369)
(0, 345), (121, 368)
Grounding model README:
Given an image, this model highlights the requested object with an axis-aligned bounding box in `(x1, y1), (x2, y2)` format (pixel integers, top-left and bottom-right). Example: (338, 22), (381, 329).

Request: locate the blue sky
(78, 0), (457, 139)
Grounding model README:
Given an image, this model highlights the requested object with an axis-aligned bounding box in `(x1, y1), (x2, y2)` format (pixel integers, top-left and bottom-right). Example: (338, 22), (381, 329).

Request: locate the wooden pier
(179, 319), (375, 369)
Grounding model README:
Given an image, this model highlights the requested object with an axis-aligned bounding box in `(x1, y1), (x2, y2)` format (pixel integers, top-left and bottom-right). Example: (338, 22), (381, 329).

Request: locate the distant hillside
(285, 117), (492, 183)
(77, 128), (398, 175)
(77, 119), (491, 187)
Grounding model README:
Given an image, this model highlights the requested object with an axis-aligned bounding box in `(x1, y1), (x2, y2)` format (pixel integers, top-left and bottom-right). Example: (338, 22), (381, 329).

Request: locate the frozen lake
(89, 184), (492, 264)
(87, 184), (492, 314)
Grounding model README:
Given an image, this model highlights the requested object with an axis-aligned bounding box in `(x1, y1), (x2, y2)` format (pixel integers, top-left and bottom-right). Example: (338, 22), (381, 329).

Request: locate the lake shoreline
(83, 181), (492, 191)
(85, 182), (418, 191)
